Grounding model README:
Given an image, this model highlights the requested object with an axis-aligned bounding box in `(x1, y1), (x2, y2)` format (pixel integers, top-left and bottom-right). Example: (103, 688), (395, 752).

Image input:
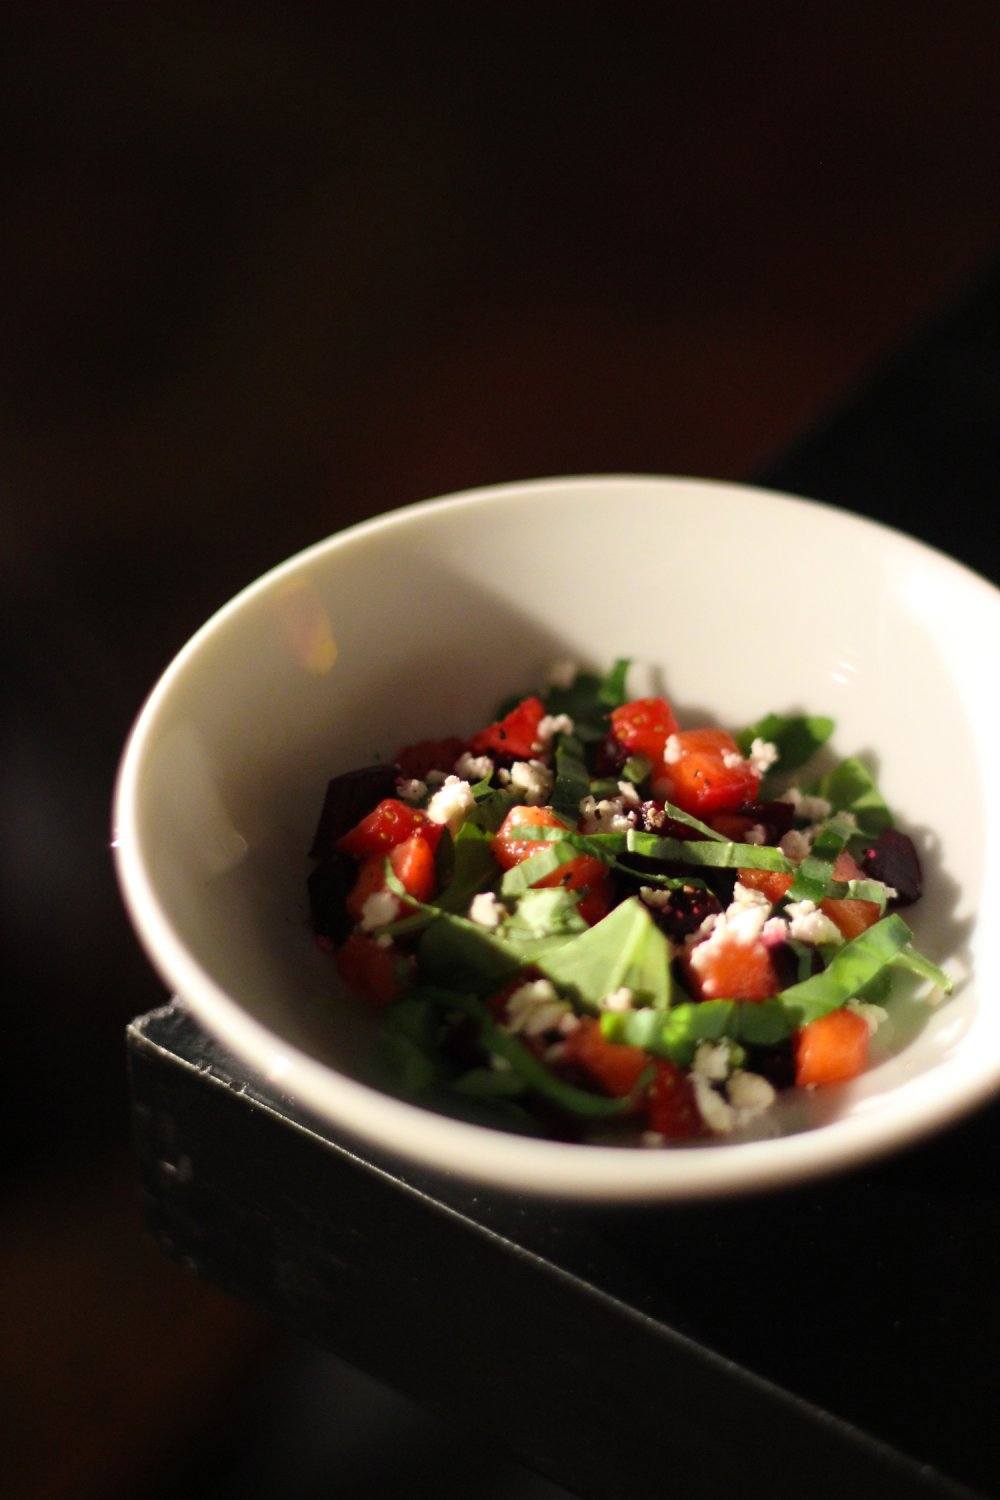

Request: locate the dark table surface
(131, 262), (1000, 1500)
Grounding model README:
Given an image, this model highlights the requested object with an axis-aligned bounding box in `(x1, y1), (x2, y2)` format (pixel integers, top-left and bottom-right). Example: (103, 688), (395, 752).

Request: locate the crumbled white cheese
(396, 777), (427, 804)
(544, 1041), (568, 1064)
(359, 889), (400, 932)
(743, 823), (767, 845)
(785, 898), (844, 946)
(598, 987), (635, 1013)
(509, 759), (554, 805)
(641, 1130), (666, 1148)
(692, 1041), (732, 1083)
(761, 915), (791, 946)
(692, 1074), (736, 1134)
(496, 767), (512, 786)
(721, 749), (745, 770)
(723, 900), (770, 944)
(639, 885), (674, 910)
(547, 659), (577, 689)
(453, 751), (494, 782)
(779, 828), (812, 862)
(426, 774), (476, 832)
(846, 998), (889, 1034)
(662, 733), (682, 765)
(731, 880), (771, 908)
(373, 932), (393, 950)
(748, 737), (780, 776)
(785, 786), (832, 822)
(557, 1011), (581, 1035)
(504, 978), (570, 1037)
(726, 1069), (776, 1118)
(468, 891), (505, 929)
(617, 779), (641, 806)
(579, 793), (635, 834)
(534, 713), (575, 751)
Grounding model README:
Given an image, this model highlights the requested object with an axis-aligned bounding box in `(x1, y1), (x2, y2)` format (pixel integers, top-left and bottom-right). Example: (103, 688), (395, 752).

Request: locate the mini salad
(307, 661), (951, 1146)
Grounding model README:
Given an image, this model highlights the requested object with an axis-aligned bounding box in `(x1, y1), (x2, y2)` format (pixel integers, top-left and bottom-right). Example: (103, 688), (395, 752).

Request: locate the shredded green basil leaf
(657, 801), (728, 842)
(597, 657), (632, 709)
(735, 713), (835, 774)
(551, 734), (591, 821)
(535, 897), (673, 1011)
(816, 757), (894, 836)
(893, 945), (954, 994)
(442, 990), (650, 1118)
(627, 831), (793, 871)
(778, 914), (914, 1025)
(621, 754), (652, 785)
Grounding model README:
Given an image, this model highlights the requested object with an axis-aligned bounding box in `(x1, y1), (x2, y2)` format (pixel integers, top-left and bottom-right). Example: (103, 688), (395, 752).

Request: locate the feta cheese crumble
(359, 889), (400, 931)
(579, 793), (635, 834)
(504, 979), (570, 1037)
(453, 751), (494, 783)
(748, 737), (780, 776)
(692, 1041), (732, 1083)
(731, 880), (771, 908)
(846, 998), (889, 1034)
(468, 891), (505, 928)
(784, 898), (844, 946)
(779, 828), (812, 862)
(509, 759), (554, 805)
(396, 778), (427, 804)
(721, 749), (745, 770)
(726, 1069), (777, 1118)
(533, 713), (575, 751)
(639, 885), (674, 910)
(785, 786), (833, 822)
(598, 986), (634, 1012)
(743, 823), (767, 845)
(426, 775), (476, 833)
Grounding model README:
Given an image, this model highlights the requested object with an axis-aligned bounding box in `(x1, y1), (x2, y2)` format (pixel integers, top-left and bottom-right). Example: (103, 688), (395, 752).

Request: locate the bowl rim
(113, 473), (1000, 1200)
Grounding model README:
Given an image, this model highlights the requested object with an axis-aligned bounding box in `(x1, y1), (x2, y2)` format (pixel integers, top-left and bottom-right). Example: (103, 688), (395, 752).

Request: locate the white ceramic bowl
(114, 476), (1000, 1199)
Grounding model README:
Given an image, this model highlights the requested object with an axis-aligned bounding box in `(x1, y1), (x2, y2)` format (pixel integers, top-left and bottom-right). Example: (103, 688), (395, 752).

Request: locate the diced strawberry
(395, 737), (467, 780)
(346, 833), (437, 920)
(646, 1060), (704, 1139)
(653, 728), (760, 815)
(682, 934), (781, 1002)
(338, 798), (441, 858)
(469, 696), (546, 761)
(610, 696), (679, 761)
(562, 1017), (649, 1099)
(795, 1008), (870, 1087)
(335, 933), (403, 1007)
(493, 805), (608, 915)
(737, 867), (792, 903)
(492, 805), (568, 867)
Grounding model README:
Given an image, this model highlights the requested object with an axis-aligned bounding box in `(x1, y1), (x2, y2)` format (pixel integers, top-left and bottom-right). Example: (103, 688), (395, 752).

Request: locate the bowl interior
(116, 477), (999, 1197)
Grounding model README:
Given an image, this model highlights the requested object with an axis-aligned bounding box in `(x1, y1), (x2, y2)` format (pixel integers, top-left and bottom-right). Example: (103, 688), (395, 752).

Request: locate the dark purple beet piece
(309, 763), (399, 859)
(593, 733), (629, 776)
(860, 828), (923, 906)
(307, 853), (357, 944)
(648, 886), (723, 942)
(746, 1041), (796, 1091)
(736, 799), (796, 841)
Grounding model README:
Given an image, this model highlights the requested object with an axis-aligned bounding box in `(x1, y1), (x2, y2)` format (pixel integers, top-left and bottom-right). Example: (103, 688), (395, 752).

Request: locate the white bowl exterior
(114, 477), (1000, 1198)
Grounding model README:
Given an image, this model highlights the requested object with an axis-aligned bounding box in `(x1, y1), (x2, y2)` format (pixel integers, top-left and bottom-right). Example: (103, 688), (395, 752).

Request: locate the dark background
(3, 6), (999, 1497)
